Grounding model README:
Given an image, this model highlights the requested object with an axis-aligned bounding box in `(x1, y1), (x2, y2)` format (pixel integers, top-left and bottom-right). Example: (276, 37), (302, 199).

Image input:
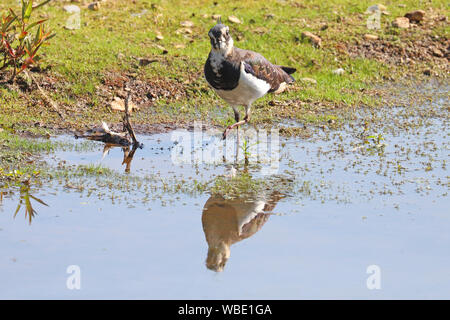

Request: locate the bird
(204, 21), (296, 139)
(202, 190), (284, 272)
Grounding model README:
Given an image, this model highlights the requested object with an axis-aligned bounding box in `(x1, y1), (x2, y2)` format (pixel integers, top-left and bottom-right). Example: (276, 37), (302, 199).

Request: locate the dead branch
(122, 88), (139, 146)
(76, 85), (141, 149)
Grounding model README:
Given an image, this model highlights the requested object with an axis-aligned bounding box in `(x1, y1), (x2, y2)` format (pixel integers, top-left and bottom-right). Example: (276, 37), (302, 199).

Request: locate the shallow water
(0, 85), (449, 299)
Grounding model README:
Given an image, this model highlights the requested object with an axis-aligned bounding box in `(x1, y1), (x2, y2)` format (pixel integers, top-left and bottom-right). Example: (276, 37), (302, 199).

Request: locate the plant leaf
(23, 0), (33, 24)
(33, 0), (51, 10)
(14, 199), (23, 218)
(2, 15), (17, 33)
(29, 194), (49, 206)
(25, 19), (47, 31)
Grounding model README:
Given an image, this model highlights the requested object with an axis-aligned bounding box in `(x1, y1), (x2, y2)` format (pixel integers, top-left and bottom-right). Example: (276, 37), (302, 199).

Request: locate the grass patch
(0, 0), (447, 134)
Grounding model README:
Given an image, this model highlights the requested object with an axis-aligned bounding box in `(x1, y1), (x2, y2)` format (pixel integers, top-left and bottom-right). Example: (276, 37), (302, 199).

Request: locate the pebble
(405, 10), (426, 23)
(432, 48), (444, 57)
(364, 34), (378, 40)
(366, 4), (387, 13)
(110, 97), (138, 113)
(180, 21), (194, 28)
(301, 31), (322, 48)
(63, 5), (80, 13)
(392, 17), (410, 28)
(228, 15), (242, 24)
(88, 2), (100, 11)
(332, 68), (345, 75)
(300, 77), (318, 84)
(137, 57), (158, 66)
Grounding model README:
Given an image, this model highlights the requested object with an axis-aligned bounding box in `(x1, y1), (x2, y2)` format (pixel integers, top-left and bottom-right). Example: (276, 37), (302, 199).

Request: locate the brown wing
(232, 48), (295, 92)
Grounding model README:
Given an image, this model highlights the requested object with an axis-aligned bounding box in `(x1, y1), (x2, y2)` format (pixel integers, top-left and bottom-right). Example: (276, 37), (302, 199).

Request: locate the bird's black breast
(204, 53), (240, 91)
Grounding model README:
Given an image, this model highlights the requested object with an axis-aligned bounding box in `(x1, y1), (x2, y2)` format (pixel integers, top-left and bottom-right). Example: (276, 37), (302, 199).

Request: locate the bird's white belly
(214, 62), (271, 106)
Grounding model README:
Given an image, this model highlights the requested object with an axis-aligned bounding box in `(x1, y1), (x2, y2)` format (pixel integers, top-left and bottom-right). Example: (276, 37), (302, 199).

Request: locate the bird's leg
(223, 105), (251, 139)
(233, 106), (240, 148)
(232, 106), (240, 123)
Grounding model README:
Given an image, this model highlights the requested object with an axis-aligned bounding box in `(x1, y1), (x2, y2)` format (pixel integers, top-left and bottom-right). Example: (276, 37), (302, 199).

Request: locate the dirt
(346, 16), (449, 73)
(99, 71), (187, 107)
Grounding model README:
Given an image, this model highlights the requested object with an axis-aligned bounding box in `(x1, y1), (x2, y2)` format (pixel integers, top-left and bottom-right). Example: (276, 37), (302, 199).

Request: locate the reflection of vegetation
(210, 172), (262, 199)
(210, 165), (294, 201)
(358, 122), (387, 156)
(13, 180), (48, 224)
(364, 133), (387, 156)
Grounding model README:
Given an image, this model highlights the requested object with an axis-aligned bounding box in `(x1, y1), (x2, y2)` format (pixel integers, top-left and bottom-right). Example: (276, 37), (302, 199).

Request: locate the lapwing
(204, 22), (296, 139)
(202, 191), (284, 272)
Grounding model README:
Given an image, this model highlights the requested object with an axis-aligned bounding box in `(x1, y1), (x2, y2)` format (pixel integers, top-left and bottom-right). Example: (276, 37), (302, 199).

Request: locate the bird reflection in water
(202, 190), (284, 272)
(201, 154), (287, 272)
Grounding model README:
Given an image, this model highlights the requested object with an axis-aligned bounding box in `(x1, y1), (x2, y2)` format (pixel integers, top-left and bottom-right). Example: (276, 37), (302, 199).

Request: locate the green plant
(0, 0), (54, 82)
(240, 137), (259, 162)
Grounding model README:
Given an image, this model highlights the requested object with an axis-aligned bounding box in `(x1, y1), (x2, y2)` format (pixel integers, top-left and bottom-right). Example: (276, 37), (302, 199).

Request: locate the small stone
(63, 5), (80, 13)
(155, 32), (164, 40)
(300, 77), (317, 84)
(376, 4), (387, 11)
(432, 48), (444, 57)
(176, 28), (192, 34)
(364, 34), (378, 40)
(137, 57), (158, 66)
(301, 31), (322, 48)
(180, 20), (194, 27)
(130, 9), (148, 18)
(365, 4), (387, 13)
(110, 97), (138, 113)
(254, 27), (268, 34)
(392, 17), (410, 28)
(88, 2), (100, 11)
(228, 15), (242, 24)
(332, 68), (345, 75)
(405, 10), (426, 23)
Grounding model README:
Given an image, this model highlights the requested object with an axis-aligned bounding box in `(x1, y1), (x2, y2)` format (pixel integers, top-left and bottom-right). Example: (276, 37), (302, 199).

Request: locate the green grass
(0, 0), (448, 132)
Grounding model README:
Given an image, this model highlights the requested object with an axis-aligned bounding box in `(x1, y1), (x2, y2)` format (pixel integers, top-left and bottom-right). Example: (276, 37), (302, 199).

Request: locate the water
(0, 84), (448, 299)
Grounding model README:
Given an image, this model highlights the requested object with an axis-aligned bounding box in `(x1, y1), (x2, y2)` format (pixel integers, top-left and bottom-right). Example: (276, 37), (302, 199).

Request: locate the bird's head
(208, 23), (234, 55)
(205, 242), (230, 272)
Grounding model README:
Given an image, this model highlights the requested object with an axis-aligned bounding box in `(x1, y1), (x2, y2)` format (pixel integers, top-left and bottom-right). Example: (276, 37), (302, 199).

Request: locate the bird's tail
(278, 65), (296, 83)
(279, 66), (296, 75)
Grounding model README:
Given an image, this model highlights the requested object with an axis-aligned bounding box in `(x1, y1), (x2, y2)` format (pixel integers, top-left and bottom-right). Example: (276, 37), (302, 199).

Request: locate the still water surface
(0, 90), (448, 299)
